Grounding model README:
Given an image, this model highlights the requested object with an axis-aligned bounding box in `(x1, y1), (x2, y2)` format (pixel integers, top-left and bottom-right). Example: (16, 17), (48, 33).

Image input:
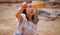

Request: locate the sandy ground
(0, 3), (60, 35)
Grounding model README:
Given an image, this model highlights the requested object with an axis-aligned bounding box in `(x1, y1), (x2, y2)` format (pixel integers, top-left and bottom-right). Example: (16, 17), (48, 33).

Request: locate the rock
(46, 11), (60, 18)
(38, 10), (50, 17)
(38, 10), (60, 21)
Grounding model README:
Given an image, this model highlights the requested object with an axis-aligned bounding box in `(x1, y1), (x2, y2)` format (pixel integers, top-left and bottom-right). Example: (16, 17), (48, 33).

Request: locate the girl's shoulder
(21, 14), (26, 17)
(21, 14), (26, 18)
(21, 14), (27, 20)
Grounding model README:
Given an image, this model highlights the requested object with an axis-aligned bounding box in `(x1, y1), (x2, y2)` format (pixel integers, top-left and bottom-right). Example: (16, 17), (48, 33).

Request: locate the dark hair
(26, 0), (32, 3)
(22, 9), (34, 21)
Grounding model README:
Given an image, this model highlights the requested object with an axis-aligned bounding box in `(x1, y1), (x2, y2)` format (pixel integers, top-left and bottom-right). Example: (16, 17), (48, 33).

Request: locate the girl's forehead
(27, 4), (32, 6)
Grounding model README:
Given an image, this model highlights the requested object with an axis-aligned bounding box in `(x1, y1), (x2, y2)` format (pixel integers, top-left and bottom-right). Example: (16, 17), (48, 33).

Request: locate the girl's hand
(21, 2), (27, 9)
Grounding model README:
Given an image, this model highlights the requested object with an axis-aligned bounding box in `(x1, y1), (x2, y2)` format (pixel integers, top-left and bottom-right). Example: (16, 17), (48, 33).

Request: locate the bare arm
(16, 7), (24, 23)
(16, 2), (27, 23)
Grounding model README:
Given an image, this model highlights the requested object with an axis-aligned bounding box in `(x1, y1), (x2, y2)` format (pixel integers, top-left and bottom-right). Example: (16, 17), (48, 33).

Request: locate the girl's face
(26, 8), (34, 16)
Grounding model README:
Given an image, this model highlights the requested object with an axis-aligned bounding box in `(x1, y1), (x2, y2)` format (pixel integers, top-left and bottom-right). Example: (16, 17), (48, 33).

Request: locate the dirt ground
(0, 3), (60, 35)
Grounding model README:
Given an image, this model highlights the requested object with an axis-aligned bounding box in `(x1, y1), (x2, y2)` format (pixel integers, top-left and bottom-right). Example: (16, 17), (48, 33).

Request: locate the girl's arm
(16, 7), (24, 23)
(16, 2), (27, 23)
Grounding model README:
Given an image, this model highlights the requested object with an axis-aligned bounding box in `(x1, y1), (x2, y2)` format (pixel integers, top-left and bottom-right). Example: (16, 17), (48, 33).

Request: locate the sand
(0, 3), (60, 35)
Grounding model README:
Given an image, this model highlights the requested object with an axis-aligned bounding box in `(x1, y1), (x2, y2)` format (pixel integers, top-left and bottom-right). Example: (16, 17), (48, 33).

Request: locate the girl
(16, 2), (27, 35)
(22, 7), (37, 35)
(16, 1), (38, 35)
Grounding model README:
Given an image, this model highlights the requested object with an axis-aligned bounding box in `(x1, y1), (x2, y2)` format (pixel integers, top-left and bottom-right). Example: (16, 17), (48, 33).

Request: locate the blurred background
(0, 0), (60, 35)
